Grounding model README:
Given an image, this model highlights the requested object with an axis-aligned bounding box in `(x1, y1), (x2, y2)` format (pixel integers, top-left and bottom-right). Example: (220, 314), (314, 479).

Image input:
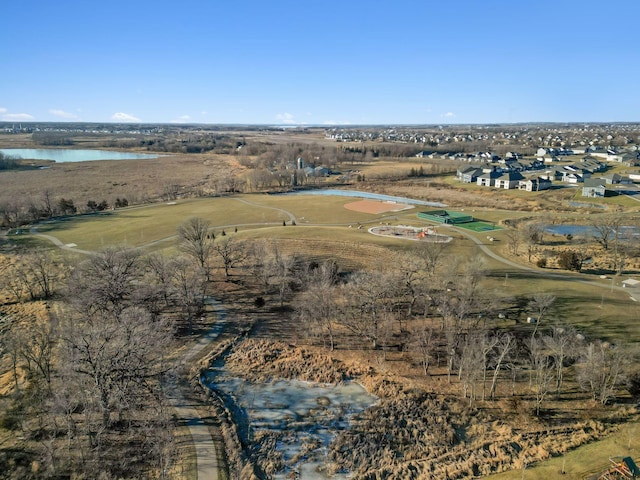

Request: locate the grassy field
(487, 420), (640, 479)
(33, 194), (431, 251)
(27, 192), (640, 343)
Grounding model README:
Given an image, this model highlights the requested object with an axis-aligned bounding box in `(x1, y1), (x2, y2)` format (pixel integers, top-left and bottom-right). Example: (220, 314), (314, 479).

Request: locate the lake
(279, 188), (446, 207)
(0, 148), (159, 162)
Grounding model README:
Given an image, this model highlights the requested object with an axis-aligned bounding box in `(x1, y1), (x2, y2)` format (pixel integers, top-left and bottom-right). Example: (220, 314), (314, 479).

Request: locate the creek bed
(205, 364), (377, 479)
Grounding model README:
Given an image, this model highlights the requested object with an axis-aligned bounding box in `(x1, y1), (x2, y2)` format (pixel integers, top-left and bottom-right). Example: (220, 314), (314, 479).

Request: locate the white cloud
(275, 112), (296, 124)
(49, 109), (78, 119)
(442, 112), (456, 118)
(2, 113), (35, 121)
(171, 115), (191, 123)
(0, 107), (7, 114)
(111, 112), (141, 122)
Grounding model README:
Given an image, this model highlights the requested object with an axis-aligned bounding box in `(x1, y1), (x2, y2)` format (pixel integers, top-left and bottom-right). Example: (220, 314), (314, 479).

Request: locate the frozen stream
(205, 365), (377, 479)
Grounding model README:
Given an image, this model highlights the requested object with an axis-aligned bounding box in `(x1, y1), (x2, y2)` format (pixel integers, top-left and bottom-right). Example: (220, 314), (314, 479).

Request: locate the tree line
(1, 191), (129, 229)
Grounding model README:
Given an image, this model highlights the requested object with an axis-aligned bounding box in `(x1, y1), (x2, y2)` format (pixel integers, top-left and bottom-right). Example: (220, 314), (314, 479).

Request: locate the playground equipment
(598, 457), (640, 479)
(418, 227), (437, 238)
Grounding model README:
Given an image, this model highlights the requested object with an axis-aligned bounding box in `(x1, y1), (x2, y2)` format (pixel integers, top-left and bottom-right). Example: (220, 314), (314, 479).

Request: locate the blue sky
(1, 0), (638, 125)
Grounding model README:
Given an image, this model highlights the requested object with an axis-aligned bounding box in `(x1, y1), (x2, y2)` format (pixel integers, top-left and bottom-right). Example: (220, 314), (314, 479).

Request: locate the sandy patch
(368, 225), (453, 243)
(344, 199), (414, 214)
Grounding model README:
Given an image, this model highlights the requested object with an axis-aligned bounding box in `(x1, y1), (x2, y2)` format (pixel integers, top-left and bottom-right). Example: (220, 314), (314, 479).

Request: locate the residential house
(582, 179), (608, 197)
(601, 173), (632, 185)
(457, 165), (485, 183)
(580, 156), (606, 173)
(518, 177), (552, 192)
(558, 165), (592, 183)
(620, 152), (640, 167)
(476, 169), (502, 187)
(494, 171), (525, 189)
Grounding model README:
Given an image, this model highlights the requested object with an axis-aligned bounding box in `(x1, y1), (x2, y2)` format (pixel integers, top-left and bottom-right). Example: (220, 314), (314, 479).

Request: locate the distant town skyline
(2, 0), (638, 125)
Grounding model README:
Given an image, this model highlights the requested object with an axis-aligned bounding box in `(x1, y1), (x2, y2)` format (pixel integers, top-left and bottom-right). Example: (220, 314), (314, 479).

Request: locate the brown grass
(0, 152), (245, 207)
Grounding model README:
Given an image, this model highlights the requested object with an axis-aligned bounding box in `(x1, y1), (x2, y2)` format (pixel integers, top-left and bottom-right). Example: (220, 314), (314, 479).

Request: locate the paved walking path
(452, 225), (640, 302)
(167, 298), (227, 480)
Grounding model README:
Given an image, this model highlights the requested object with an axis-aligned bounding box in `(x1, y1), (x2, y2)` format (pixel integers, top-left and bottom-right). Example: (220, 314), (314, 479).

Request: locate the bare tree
(269, 246), (299, 307)
(576, 340), (629, 405)
(213, 235), (246, 280)
(458, 332), (485, 404)
(144, 252), (177, 308)
(177, 217), (214, 280)
(528, 292), (556, 338)
(414, 239), (448, 279)
(393, 251), (427, 317)
(294, 282), (339, 350)
(171, 257), (207, 334)
(246, 239), (273, 293)
(488, 333), (515, 400)
(528, 337), (555, 416)
(17, 315), (58, 388)
(610, 216), (639, 275)
(542, 325), (578, 396)
(22, 250), (61, 299)
(411, 324), (436, 376)
(520, 222), (544, 263)
(591, 215), (622, 251)
(339, 270), (394, 349)
(60, 307), (172, 432)
(505, 228), (521, 256)
(66, 247), (142, 316)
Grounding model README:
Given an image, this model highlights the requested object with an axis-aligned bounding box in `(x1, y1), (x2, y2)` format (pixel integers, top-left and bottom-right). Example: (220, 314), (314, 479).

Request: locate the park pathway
(166, 298), (227, 480)
(452, 225), (640, 302)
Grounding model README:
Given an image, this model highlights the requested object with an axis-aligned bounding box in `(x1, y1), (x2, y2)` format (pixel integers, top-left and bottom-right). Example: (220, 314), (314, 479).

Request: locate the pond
(278, 188), (446, 207)
(204, 366), (378, 479)
(0, 148), (159, 162)
(545, 224), (640, 239)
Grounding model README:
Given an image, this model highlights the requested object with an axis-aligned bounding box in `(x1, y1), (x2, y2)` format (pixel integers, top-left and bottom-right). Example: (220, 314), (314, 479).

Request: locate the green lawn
(487, 420), (640, 480)
(32, 194), (414, 251)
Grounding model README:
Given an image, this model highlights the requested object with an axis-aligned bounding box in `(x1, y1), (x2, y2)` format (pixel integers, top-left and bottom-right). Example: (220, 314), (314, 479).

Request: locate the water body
(279, 188), (446, 207)
(205, 367), (377, 479)
(0, 148), (159, 162)
(545, 224), (639, 238)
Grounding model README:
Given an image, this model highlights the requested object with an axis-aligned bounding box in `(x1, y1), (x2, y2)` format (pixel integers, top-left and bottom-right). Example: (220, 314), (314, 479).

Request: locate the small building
(457, 166), (484, 183)
(518, 177), (552, 192)
(582, 178), (607, 197)
(476, 169), (502, 187)
(601, 173), (632, 185)
(622, 279), (640, 288)
(418, 210), (474, 224)
(494, 171), (525, 189)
